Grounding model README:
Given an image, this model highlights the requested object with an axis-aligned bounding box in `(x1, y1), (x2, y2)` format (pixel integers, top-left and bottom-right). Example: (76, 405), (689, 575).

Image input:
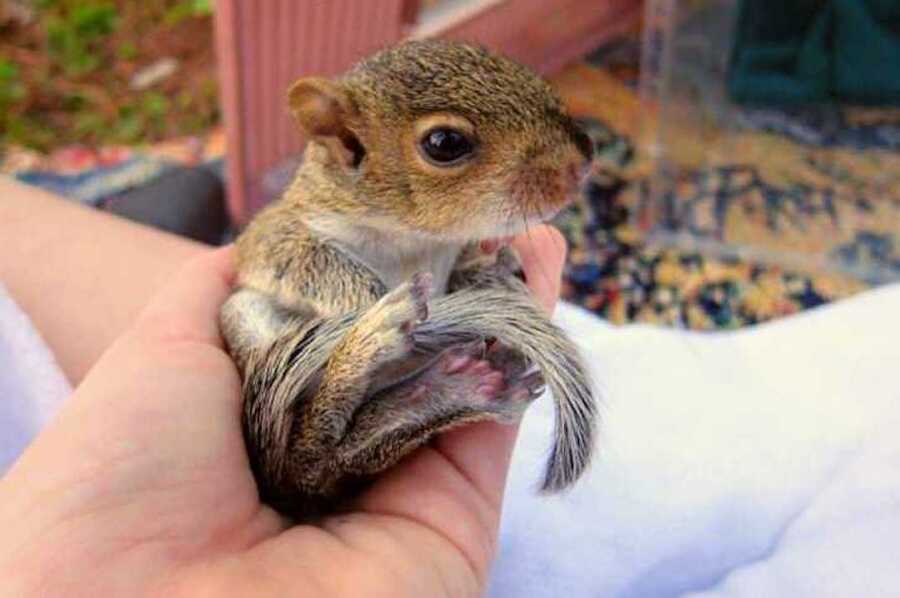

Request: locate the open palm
(0, 227), (565, 597)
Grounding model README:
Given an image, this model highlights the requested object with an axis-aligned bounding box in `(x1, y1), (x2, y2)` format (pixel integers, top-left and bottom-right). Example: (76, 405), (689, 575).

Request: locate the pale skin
(0, 178), (567, 596)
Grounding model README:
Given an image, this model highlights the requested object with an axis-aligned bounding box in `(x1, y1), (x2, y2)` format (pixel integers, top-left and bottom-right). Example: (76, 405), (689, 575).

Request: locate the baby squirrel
(221, 40), (597, 520)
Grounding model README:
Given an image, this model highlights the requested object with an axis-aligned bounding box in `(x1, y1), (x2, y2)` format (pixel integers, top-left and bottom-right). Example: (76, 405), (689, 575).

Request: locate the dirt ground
(0, 0), (219, 151)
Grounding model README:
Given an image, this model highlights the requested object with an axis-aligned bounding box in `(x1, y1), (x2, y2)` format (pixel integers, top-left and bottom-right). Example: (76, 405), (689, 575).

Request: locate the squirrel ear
(288, 78), (365, 168)
(288, 78), (349, 137)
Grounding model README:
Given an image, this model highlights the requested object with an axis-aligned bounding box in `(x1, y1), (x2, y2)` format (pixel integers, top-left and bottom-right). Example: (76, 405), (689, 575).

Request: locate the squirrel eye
(419, 127), (474, 166)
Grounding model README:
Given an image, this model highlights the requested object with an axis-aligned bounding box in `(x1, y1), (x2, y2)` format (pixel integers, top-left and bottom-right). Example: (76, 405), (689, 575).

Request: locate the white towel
(492, 284), (900, 598)
(0, 283), (70, 472)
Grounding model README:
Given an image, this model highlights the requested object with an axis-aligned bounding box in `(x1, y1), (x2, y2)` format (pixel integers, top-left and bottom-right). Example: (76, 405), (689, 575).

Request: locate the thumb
(512, 225), (568, 315)
(131, 246), (236, 347)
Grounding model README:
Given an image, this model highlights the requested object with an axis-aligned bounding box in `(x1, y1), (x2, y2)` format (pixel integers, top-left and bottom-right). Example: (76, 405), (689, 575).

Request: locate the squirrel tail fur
(413, 287), (597, 492)
(225, 284), (596, 502)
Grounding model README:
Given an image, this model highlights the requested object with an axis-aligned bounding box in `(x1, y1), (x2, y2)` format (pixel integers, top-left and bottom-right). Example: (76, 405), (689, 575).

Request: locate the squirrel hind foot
(412, 340), (541, 418)
(333, 339), (540, 479)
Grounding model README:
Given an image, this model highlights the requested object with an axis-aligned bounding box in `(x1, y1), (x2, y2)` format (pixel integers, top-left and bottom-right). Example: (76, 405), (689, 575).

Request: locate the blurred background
(2, 0), (898, 330)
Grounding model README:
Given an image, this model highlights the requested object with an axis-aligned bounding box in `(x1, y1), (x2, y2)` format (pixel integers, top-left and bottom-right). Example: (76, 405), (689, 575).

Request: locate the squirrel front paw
(360, 272), (432, 364)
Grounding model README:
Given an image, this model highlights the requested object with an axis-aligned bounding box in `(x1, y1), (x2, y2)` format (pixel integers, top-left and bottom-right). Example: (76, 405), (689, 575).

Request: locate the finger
(132, 246), (236, 347)
(512, 225), (567, 314)
(352, 421), (519, 587)
(432, 420), (520, 510)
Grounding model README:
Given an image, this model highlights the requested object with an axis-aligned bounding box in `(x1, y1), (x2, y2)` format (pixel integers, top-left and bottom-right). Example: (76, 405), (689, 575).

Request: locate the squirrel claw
(517, 369), (547, 398)
(485, 339), (530, 381)
(376, 273), (432, 329)
(364, 273), (434, 363)
(409, 272), (432, 322)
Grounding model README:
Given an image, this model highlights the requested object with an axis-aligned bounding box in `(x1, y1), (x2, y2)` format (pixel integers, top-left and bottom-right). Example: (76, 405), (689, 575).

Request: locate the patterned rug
(548, 33), (896, 329)
(1, 128), (225, 206)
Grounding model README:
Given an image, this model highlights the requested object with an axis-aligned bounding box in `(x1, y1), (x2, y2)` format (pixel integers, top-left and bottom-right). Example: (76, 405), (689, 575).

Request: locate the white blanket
(2, 282), (899, 597)
(492, 284), (900, 598)
(0, 283), (70, 472)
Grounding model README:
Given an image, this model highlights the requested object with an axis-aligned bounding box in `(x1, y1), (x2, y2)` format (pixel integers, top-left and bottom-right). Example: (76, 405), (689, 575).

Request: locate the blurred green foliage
(165, 0), (214, 25)
(45, 3), (119, 75)
(0, 60), (26, 108)
(1, 0), (218, 151)
(0, 60), (28, 139)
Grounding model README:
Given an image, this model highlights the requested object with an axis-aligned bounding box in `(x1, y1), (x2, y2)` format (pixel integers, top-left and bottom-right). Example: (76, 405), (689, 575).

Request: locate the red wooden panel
(215, 0), (411, 223)
(413, 0), (642, 75)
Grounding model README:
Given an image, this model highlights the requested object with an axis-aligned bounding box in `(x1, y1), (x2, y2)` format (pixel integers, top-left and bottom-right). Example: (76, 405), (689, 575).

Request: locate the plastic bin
(637, 0), (900, 283)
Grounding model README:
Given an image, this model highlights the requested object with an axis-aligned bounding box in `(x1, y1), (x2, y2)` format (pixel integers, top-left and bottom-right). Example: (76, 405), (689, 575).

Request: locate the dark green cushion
(833, 0), (900, 103)
(728, 0), (900, 105)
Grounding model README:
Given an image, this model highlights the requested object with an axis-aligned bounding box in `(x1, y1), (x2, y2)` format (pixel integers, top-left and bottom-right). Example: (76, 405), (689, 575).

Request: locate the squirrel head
(288, 40), (592, 242)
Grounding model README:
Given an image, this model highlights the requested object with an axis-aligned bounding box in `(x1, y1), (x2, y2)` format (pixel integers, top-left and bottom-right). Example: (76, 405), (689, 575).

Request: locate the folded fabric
(491, 285), (900, 597)
(0, 283), (71, 473)
(728, 0), (900, 105)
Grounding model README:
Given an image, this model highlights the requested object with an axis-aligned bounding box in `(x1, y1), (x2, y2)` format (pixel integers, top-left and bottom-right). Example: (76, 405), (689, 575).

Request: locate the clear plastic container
(637, 0), (900, 283)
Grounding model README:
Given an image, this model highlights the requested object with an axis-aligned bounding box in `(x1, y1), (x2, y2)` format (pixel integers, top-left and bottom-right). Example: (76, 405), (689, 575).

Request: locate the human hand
(0, 226), (567, 597)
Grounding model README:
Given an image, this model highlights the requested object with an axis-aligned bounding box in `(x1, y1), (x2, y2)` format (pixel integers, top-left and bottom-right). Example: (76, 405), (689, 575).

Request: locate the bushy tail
(221, 289), (351, 498)
(223, 284), (597, 495)
(415, 288), (597, 491)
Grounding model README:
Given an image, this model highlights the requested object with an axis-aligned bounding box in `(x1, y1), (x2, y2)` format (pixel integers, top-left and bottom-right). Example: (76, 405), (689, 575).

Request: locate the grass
(0, 0), (219, 152)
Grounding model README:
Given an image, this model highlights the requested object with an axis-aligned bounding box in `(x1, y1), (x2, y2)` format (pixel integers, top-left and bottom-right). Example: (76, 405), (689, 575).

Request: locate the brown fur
(221, 40), (597, 521)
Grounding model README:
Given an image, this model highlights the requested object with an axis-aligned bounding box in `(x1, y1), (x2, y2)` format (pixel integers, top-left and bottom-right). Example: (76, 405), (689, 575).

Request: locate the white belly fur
(305, 214), (463, 297)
